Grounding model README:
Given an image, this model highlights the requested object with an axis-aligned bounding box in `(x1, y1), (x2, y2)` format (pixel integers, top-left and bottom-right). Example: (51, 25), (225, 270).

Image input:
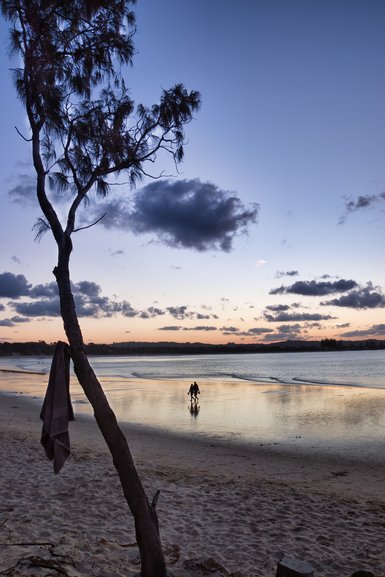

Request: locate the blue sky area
(0, 0), (385, 344)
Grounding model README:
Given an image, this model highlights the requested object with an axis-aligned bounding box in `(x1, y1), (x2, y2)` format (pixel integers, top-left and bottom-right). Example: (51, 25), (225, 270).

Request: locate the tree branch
(15, 125), (32, 141)
(73, 212), (107, 232)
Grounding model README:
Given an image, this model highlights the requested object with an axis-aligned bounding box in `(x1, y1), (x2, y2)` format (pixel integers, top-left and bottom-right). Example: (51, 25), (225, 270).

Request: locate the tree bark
(53, 249), (167, 577)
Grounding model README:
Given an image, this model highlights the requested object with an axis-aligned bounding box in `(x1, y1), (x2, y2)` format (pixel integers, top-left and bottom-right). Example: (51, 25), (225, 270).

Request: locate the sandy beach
(1, 381), (385, 577)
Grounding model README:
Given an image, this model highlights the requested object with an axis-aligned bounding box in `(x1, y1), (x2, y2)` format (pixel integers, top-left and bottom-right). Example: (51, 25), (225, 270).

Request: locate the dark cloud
(158, 324), (217, 332)
(13, 299), (61, 317)
(91, 179), (258, 252)
(1, 272), (139, 319)
(275, 270), (299, 278)
(183, 326), (217, 331)
(265, 304), (290, 312)
(0, 304), (4, 312)
(340, 324), (385, 338)
(8, 175), (36, 204)
(221, 326), (239, 333)
(0, 319), (16, 327)
(138, 307), (165, 319)
(261, 324), (303, 342)
(0, 272), (31, 298)
(246, 327), (274, 335)
(321, 283), (385, 309)
(119, 302), (138, 317)
(264, 312), (335, 322)
(10, 316), (31, 323)
(340, 192), (385, 223)
(270, 279), (357, 296)
(29, 282), (58, 298)
(166, 305), (191, 320)
(0, 315), (31, 325)
(164, 305), (215, 321)
(235, 327), (274, 337)
(74, 281), (102, 298)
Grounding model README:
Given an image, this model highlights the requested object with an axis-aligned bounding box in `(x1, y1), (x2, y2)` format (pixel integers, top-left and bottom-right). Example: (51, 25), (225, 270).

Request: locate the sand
(1, 388), (385, 577)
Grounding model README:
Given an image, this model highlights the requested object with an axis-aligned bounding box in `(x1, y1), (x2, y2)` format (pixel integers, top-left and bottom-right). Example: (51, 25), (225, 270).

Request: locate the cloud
(265, 304), (290, 312)
(270, 279), (357, 296)
(321, 283), (385, 309)
(158, 326), (183, 331)
(0, 319), (16, 327)
(8, 175), (36, 204)
(340, 192), (385, 223)
(29, 282), (58, 298)
(340, 324), (385, 338)
(166, 306), (191, 320)
(183, 325), (217, 331)
(275, 270), (299, 278)
(0, 315), (32, 325)
(0, 272), (31, 298)
(221, 325), (273, 337)
(264, 312), (335, 322)
(246, 327), (274, 335)
(221, 326), (239, 333)
(13, 299), (61, 317)
(138, 306), (165, 319)
(261, 324), (303, 342)
(1, 272), (140, 320)
(89, 179), (258, 252)
(255, 259), (267, 267)
(164, 305), (216, 321)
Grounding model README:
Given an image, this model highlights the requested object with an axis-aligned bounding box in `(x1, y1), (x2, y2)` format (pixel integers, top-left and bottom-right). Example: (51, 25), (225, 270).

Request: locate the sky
(0, 0), (385, 345)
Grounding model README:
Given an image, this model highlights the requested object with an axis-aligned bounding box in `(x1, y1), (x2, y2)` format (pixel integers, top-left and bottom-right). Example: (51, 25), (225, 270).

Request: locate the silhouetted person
(188, 383), (195, 400)
(192, 381), (200, 400)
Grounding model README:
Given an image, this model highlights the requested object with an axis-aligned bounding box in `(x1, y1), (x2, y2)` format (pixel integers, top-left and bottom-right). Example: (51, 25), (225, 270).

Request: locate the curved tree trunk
(53, 248), (167, 577)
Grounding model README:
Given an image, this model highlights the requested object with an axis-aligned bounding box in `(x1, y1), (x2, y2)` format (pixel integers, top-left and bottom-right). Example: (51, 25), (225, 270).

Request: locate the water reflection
(2, 370), (385, 460)
(189, 400), (200, 418)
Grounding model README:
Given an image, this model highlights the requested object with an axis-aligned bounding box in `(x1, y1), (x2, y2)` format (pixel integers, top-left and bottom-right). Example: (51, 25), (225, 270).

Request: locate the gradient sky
(1, 0), (385, 345)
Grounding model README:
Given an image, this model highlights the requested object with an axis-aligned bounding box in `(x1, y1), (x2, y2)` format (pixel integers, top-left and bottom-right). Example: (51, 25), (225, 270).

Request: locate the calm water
(1, 350), (385, 457)
(1, 349), (384, 388)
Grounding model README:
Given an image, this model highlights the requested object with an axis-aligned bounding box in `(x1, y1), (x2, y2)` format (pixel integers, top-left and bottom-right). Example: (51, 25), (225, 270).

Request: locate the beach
(1, 371), (385, 577)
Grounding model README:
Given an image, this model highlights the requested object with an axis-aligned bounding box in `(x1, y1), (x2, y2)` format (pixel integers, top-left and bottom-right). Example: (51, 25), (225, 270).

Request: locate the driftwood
(276, 557), (314, 577)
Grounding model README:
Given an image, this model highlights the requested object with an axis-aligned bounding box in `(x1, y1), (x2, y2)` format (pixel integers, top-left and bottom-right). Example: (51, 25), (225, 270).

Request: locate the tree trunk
(53, 251), (167, 577)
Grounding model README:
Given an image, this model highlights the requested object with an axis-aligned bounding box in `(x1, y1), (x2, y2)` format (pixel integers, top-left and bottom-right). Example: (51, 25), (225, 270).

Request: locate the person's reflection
(189, 400), (200, 417)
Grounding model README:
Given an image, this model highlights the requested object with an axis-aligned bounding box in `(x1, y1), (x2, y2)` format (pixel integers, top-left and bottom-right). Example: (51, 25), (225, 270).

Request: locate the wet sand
(1, 373), (385, 577)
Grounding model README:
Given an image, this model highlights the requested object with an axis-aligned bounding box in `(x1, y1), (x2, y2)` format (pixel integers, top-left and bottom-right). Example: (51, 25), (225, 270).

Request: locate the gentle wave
(0, 368), (46, 375)
(291, 377), (377, 389)
(0, 349), (384, 389)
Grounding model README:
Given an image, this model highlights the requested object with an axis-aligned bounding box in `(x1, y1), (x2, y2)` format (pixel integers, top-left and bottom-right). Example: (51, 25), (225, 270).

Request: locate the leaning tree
(1, 1), (200, 575)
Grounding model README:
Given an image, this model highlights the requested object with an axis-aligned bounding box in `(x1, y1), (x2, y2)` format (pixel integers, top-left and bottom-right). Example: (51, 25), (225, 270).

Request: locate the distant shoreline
(1, 337), (384, 357)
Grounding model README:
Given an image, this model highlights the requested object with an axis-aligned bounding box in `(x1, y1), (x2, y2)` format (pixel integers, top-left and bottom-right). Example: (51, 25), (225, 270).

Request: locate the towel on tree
(40, 341), (74, 474)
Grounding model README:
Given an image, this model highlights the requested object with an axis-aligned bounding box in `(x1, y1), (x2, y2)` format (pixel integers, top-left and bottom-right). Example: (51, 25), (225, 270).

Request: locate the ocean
(1, 349), (384, 458)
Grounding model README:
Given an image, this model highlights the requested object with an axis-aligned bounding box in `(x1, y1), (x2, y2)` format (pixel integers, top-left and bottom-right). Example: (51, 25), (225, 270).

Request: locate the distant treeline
(0, 338), (384, 357)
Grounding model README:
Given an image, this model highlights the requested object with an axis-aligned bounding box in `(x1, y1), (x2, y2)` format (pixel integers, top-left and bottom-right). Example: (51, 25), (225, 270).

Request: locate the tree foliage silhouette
(1, 1), (200, 575)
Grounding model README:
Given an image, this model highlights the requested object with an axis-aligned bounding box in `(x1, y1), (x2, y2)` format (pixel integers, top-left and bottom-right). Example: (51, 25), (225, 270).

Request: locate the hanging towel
(40, 341), (74, 474)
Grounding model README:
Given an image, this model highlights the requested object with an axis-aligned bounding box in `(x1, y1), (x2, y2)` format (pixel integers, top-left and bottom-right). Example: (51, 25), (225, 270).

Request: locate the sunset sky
(1, 0), (385, 345)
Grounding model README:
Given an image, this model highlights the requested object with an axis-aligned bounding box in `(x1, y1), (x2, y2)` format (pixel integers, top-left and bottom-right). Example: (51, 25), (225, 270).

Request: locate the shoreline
(1, 391), (385, 576)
